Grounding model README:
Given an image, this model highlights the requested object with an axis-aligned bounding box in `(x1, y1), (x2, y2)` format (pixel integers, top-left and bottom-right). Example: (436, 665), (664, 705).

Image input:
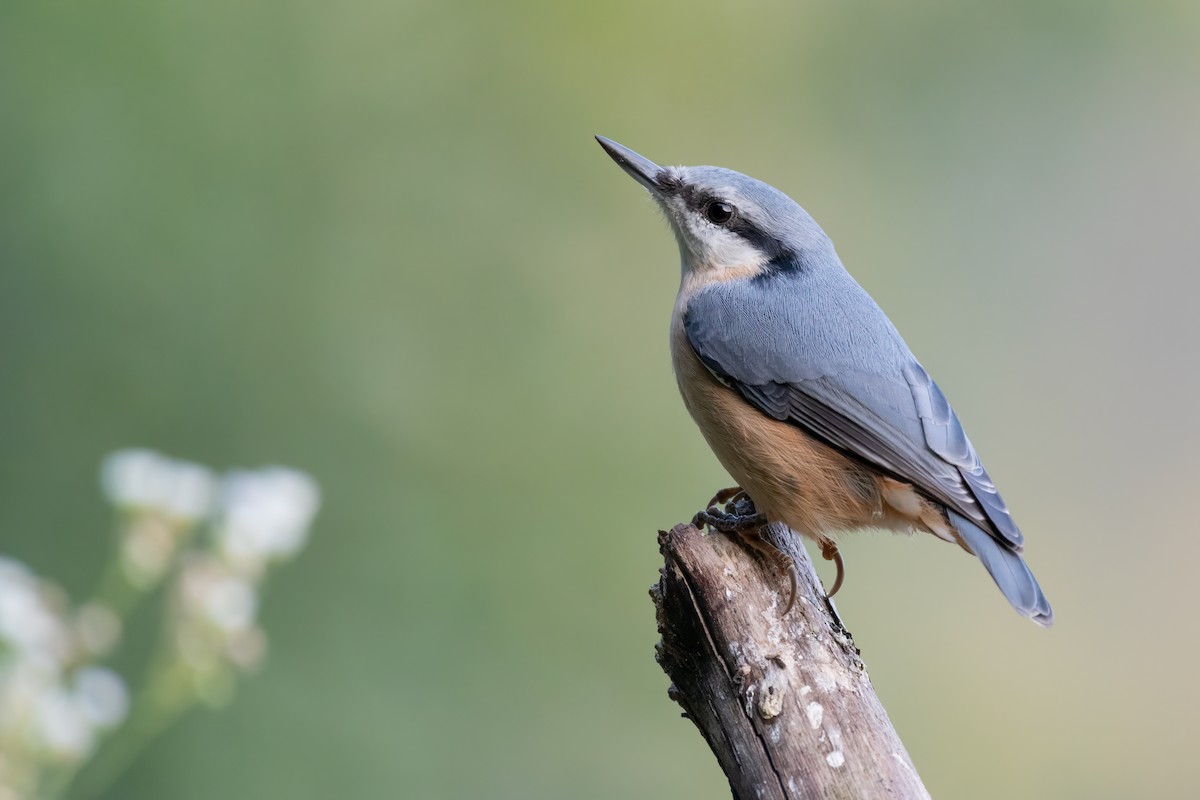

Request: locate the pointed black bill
(595, 135), (666, 194)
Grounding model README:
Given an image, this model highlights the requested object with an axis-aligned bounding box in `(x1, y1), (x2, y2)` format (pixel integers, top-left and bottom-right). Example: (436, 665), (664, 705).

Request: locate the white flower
(0, 558), (71, 671)
(0, 660), (52, 735)
(179, 559), (258, 633)
(0, 555), (29, 583)
(101, 449), (216, 521)
(218, 468), (320, 565)
(201, 577), (258, 632)
(71, 667), (129, 729)
(34, 687), (95, 760)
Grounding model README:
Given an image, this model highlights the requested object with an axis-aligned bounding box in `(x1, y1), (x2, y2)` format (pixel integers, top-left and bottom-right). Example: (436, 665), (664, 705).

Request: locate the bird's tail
(948, 510), (1054, 627)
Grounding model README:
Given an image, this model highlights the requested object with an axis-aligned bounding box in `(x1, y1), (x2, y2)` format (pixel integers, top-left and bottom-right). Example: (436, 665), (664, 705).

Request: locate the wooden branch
(651, 522), (930, 800)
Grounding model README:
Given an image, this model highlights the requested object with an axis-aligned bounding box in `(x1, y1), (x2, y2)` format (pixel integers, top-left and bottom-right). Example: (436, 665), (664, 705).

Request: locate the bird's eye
(704, 200), (734, 225)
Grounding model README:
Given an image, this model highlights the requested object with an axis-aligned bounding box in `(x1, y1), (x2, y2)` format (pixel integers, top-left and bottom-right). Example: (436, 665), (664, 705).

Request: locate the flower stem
(49, 662), (194, 800)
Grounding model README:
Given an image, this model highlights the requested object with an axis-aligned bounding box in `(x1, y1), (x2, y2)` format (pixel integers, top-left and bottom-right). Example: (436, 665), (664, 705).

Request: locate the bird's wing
(683, 279), (1023, 550)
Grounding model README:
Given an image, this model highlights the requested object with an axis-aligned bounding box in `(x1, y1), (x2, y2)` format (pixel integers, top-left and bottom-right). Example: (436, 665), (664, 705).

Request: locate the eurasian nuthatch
(597, 135), (1052, 626)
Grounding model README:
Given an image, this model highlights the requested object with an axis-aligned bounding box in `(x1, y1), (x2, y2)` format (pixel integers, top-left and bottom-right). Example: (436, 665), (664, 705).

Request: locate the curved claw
(820, 541), (845, 599)
(707, 486), (745, 510)
(780, 554), (799, 616)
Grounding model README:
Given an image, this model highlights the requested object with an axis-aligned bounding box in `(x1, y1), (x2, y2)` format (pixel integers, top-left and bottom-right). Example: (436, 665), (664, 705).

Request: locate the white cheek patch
(680, 212), (765, 274)
(660, 194), (767, 278)
(708, 227), (765, 272)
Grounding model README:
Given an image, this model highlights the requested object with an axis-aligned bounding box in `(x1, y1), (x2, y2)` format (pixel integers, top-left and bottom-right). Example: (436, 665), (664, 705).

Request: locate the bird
(596, 135), (1052, 626)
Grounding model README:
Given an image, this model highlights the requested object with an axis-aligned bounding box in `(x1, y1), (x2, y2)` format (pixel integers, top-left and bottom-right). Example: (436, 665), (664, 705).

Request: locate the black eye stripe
(679, 182), (796, 264)
(729, 216), (792, 264)
(680, 187), (731, 218)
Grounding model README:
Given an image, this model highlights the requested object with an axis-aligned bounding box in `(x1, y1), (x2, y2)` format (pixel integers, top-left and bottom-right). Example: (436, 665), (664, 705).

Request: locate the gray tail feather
(948, 511), (1054, 627)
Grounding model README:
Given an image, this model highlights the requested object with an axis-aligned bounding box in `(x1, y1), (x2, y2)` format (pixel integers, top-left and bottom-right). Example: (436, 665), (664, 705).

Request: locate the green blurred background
(3, 1), (1199, 797)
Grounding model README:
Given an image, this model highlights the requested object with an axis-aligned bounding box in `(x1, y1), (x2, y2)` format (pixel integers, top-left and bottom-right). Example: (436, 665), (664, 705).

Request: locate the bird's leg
(693, 491), (798, 615)
(706, 486), (747, 511)
(819, 538), (845, 598)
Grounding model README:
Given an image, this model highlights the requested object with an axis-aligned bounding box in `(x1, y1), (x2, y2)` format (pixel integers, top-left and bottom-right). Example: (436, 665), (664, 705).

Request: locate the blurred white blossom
(1, 660), (51, 735)
(0, 450), (318, 799)
(35, 687), (95, 760)
(24, 667), (130, 762)
(218, 467), (320, 567)
(1, 566), (129, 771)
(172, 554), (269, 686)
(179, 559), (258, 634)
(101, 449), (216, 521)
(0, 558), (71, 672)
(71, 667), (129, 729)
(202, 577), (258, 633)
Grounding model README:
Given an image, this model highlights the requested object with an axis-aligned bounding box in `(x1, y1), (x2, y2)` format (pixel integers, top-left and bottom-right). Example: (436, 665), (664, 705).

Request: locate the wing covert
(683, 280), (1023, 550)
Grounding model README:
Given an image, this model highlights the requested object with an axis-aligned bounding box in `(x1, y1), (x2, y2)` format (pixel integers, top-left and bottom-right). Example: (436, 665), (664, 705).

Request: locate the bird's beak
(596, 135), (666, 195)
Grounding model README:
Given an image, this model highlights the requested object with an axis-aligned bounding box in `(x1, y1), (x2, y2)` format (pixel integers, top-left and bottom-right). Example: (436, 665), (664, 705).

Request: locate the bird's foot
(691, 505), (766, 533)
(694, 487), (760, 532)
(694, 492), (799, 614)
(819, 539), (845, 599)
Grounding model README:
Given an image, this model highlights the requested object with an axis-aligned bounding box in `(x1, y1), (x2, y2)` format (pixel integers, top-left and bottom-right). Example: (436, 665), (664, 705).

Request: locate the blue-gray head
(596, 136), (834, 280)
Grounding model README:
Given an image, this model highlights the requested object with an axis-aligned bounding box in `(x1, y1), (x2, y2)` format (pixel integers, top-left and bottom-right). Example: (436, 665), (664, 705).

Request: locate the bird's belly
(671, 326), (902, 539)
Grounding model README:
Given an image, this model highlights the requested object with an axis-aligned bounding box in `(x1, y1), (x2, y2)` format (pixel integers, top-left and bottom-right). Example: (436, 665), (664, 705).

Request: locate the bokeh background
(3, 1), (1199, 798)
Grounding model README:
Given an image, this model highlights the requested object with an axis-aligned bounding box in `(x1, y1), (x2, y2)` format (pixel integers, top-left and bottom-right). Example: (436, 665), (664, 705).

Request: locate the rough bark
(651, 522), (930, 800)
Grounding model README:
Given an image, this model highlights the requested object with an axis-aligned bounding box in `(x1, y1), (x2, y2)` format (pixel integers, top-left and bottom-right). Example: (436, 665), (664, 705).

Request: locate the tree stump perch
(651, 522), (930, 800)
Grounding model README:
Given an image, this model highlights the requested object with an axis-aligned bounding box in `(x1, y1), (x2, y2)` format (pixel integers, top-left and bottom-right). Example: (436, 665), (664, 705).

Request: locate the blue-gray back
(683, 264), (1024, 551)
